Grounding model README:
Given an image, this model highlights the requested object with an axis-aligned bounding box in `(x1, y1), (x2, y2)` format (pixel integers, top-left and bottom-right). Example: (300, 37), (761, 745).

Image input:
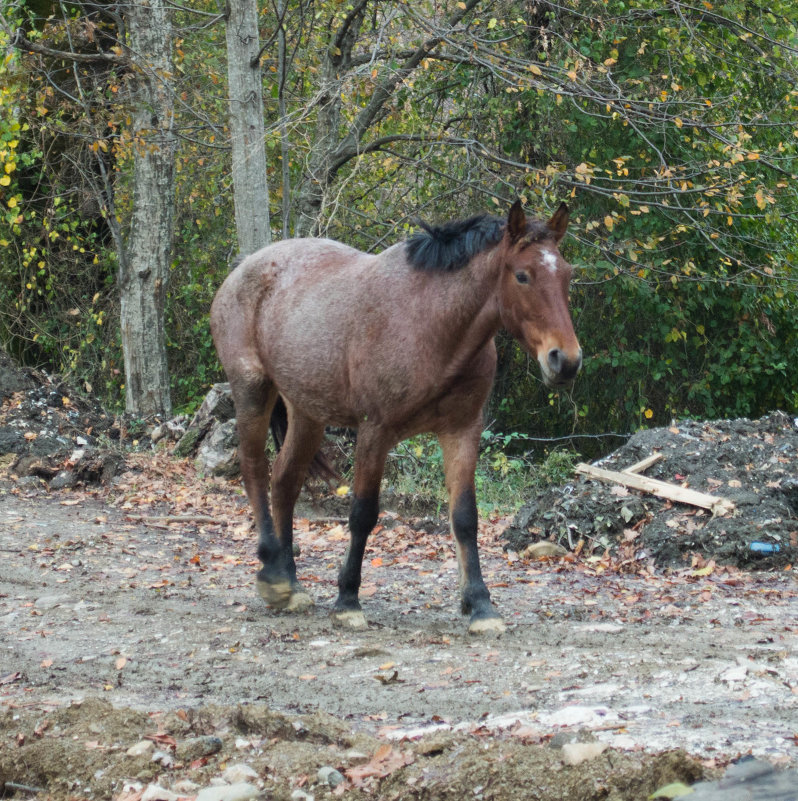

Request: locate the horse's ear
(507, 199), (527, 242)
(547, 203), (569, 242)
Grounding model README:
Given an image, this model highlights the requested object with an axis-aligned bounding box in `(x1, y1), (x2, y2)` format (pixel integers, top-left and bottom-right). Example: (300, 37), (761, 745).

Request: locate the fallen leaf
(116, 657), (127, 670)
(346, 745), (414, 787)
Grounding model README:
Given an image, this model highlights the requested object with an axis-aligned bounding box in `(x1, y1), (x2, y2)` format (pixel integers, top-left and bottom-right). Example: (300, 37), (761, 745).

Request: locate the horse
(210, 200), (582, 634)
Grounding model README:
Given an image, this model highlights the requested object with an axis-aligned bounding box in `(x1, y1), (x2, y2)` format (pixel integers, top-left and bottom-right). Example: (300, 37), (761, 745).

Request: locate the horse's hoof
(257, 578), (292, 609)
(332, 609), (368, 630)
(468, 615), (506, 636)
(285, 591), (314, 613)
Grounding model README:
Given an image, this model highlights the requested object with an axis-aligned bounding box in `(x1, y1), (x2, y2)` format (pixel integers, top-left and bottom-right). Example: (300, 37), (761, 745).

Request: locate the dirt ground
(1, 360), (797, 799)
(1, 468), (797, 800)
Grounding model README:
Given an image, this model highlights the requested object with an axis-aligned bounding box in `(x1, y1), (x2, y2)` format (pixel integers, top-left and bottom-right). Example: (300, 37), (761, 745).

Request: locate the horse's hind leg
(230, 378), (292, 608)
(267, 406), (325, 612)
(439, 426), (505, 635)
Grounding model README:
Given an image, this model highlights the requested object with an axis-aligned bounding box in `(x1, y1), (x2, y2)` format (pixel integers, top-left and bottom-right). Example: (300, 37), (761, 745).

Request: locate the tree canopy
(1, 0), (796, 443)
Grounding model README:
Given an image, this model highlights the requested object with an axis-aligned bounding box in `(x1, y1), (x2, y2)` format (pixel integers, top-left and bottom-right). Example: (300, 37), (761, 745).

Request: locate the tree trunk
(119, 0), (176, 419)
(225, 0), (271, 254)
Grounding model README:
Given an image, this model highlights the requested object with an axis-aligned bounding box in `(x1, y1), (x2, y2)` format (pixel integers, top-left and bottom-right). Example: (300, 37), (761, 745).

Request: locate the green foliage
(0, 29), (121, 397)
(3, 0), (796, 435)
(384, 433), (578, 514)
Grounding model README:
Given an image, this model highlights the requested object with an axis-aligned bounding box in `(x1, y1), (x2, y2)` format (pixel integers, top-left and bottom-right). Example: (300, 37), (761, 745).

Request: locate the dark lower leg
(451, 488), (496, 620)
(334, 493), (379, 612)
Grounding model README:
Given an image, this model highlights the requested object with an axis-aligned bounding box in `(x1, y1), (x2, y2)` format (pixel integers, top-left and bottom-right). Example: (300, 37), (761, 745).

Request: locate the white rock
(561, 742), (608, 766)
(196, 783), (260, 801)
(173, 780), (201, 794)
(142, 784), (180, 801)
(222, 764), (259, 784)
(126, 740), (154, 757)
(290, 791), (314, 801)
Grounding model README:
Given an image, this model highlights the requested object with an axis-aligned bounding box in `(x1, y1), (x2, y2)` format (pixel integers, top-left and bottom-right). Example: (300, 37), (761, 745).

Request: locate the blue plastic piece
(749, 542), (780, 554)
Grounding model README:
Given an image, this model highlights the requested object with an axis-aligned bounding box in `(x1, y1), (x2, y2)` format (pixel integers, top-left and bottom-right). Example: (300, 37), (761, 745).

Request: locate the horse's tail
(269, 395), (339, 486)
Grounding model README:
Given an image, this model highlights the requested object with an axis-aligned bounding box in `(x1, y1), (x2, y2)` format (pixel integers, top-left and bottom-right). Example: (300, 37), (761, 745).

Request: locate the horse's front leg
(333, 428), (390, 630)
(439, 428), (505, 635)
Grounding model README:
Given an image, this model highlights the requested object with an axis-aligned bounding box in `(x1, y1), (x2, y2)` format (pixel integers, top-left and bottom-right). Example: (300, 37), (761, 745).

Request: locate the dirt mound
(505, 412), (797, 569)
(0, 349), (123, 487)
(0, 697), (710, 801)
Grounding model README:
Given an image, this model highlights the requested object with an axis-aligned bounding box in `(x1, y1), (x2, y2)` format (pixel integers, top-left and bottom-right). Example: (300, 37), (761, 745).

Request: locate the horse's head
(498, 200), (582, 387)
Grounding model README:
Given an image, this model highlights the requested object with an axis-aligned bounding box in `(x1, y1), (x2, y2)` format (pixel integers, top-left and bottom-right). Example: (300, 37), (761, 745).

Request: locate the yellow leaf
(604, 215), (614, 231)
(8, 196), (17, 208)
(674, 118), (683, 128)
(487, 18), (497, 29)
(335, 485), (350, 497)
(0, 175), (10, 186)
(567, 70), (578, 81)
(746, 152), (760, 160)
(528, 64), (542, 76)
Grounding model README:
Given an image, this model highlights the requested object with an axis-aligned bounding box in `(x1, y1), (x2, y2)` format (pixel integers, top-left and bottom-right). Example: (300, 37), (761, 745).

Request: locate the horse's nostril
(548, 347), (582, 380)
(547, 348), (563, 373)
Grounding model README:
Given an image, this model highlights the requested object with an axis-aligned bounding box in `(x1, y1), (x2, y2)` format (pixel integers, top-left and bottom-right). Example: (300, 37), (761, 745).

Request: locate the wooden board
(576, 462), (735, 516)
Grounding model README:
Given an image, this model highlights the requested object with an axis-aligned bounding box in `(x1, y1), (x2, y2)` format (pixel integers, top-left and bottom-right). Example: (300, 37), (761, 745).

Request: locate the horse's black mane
(405, 214), (505, 272)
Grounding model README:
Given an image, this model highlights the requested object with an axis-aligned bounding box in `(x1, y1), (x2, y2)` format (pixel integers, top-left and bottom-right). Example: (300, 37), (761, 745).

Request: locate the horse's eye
(515, 271), (530, 285)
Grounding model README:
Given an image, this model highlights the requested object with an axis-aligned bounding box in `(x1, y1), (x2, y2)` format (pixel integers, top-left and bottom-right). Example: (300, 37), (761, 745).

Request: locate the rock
(561, 742), (608, 766)
(521, 541), (568, 559)
(174, 383), (235, 458)
(196, 782), (260, 801)
(222, 764), (259, 784)
(687, 757), (798, 800)
(290, 791), (314, 801)
(151, 415), (189, 445)
(196, 419), (240, 477)
(152, 749), (175, 768)
(141, 784), (180, 801)
(50, 469), (78, 489)
(175, 735), (223, 761)
(317, 766), (345, 788)
(126, 740), (155, 757)
(173, 780), (201, 794)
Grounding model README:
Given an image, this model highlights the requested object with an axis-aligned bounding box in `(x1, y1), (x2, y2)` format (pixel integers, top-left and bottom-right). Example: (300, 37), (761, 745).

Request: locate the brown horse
(211, 200), (581, 634)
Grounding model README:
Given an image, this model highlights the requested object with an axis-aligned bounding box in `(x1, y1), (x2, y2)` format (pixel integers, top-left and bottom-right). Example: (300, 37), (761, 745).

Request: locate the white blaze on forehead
(541, 248), (558, 273)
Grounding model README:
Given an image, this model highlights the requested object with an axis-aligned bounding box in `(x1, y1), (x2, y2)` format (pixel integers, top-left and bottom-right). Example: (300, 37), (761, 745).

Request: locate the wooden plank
(622, 453), (663, 475)
(576, 462), (735, 516)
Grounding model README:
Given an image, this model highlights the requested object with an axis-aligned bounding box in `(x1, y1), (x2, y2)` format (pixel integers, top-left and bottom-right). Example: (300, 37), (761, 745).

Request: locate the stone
(126, 740), (155, 757)
(561, 742), (608, 766)
(175, 735), (223, 761)
(196, 782), (260, 801)
(196, 419), (240, 477)
(141, 784), (180, 801)
(521, 541), (568, 560)
(317, 766), (345, 788)
(222, 764), (259, 784)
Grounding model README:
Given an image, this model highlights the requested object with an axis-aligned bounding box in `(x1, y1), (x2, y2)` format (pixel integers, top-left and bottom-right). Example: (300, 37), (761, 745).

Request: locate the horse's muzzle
(543, 347), (582, 386)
